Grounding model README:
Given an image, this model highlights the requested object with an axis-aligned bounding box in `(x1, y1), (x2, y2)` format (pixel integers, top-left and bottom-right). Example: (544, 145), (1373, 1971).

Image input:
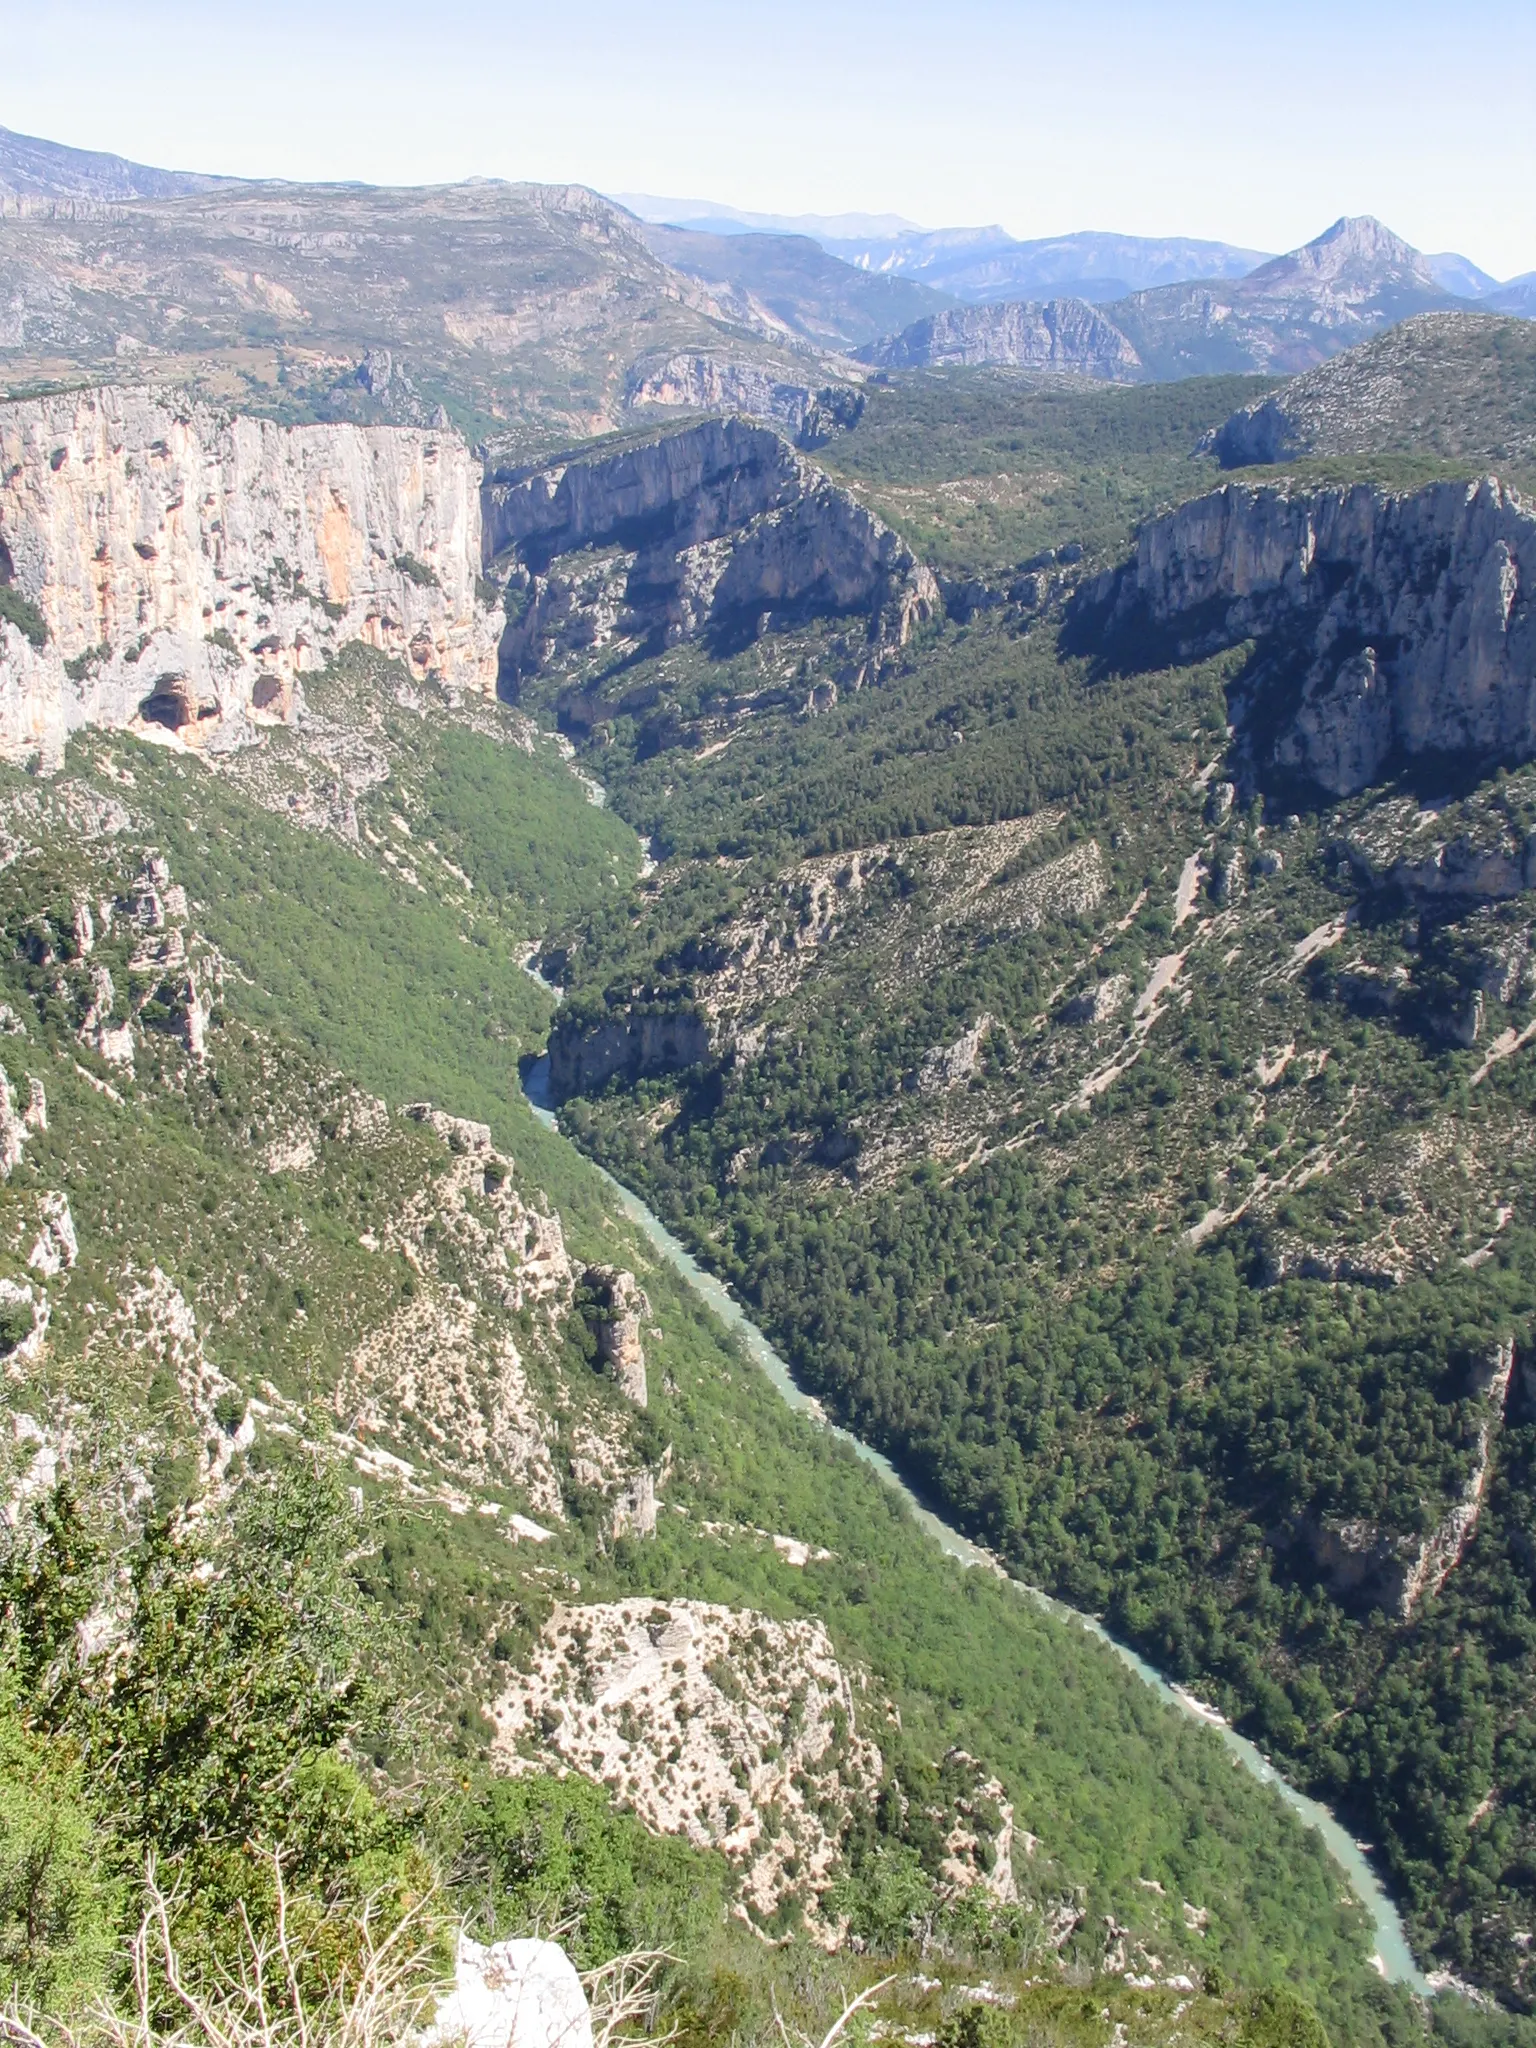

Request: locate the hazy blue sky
(7, 0), (1534, 276)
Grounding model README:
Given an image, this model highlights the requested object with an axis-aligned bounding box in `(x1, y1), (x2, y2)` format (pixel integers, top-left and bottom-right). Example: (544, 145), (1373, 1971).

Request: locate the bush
(0, 1685), (118, 2010)
(0, 586), (48, 651)
(457, 1773), (725, 1968)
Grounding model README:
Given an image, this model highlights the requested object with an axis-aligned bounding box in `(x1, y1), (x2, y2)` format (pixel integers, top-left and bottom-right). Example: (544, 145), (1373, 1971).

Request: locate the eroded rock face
(626, 355), (865, 448)
(0, 385), (499, 765)
(492, 1599), (884, 1931)
(859, 297), (1142, 380)
(484, 419), (936, 691)
(581, 1265), (649, 1406)
(547, 1006), (712, 1101)
(1088, 477), (1535, 797)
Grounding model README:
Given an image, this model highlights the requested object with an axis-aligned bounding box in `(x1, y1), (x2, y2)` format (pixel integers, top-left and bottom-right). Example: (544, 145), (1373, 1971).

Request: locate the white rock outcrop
(430, 1937), (592, 2048)
(493, 1599), (884, 1926)
(580, 1265), (649, 1406)
(0, 386), (500, 766)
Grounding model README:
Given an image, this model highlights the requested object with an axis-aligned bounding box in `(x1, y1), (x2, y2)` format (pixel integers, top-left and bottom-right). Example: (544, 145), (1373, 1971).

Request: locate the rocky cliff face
(580, 1264), (649, 1406)
(485, 419), (937, 692)
(547, 1006), (713, 1101)
(0, 385), (500, 765)
(859, 297), (1142, 379)
(1087, 476), (1535, 796)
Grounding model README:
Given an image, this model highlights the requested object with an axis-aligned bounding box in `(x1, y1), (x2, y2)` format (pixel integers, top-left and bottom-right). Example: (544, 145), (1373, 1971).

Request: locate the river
(518, 1031), (1430, 1993)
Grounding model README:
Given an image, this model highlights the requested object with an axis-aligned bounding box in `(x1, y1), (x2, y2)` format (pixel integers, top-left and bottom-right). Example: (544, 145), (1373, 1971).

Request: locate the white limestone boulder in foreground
(430, 1936), (592, 2048)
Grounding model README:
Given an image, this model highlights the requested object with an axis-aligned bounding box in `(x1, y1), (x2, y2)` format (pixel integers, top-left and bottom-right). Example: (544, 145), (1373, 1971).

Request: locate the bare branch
(817, 1977), (897, 2048)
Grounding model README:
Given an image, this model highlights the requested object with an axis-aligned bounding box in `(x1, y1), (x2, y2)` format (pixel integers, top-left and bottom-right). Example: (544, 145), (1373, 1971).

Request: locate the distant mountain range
(861, 217), (1525, 381)
(615, 190), (1510, 308)
(613, 194), (923, 241)
(0, 121), (1528, 429)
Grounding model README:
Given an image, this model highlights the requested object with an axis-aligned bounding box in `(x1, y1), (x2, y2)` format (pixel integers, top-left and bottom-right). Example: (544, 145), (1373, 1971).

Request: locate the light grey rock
(609, 1468), (658, 1539)
(430, 1937), (592, 2048)
(356, 347), (392, 396)
(916, 1012), (997, 1092)
(581, 1265), (650, 1406)
(1059, 972), (1131, 1026)
(1213, 849), (1246, 905)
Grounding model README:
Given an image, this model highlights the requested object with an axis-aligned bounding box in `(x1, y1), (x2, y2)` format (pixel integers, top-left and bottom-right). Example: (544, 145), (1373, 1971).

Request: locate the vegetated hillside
(0, 640), (1425, 2047)
(515, 370), (1536, 2004)
(637, 222), (952, 351)
(0, 176), (837, 453)
(1105, 217), (1461, 379)
(1212, 313), (1536, 477)
(815, 369), (1271, 576)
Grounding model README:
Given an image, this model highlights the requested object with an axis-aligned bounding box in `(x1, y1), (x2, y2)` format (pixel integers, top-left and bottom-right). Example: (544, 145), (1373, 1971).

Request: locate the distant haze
(2, 0), (1532, 277)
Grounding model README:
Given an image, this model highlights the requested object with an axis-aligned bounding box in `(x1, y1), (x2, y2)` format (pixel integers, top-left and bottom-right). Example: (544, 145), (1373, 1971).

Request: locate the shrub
(0, 586), (48, 651)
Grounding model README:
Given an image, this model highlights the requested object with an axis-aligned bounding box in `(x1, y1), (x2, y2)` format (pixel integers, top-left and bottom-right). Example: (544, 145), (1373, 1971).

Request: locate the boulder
(430, 1936), (592, 2048)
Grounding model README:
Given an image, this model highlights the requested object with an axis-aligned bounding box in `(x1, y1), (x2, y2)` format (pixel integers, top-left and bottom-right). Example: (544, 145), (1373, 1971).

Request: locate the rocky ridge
(1212, 312), (1536, 471)
(0, 385), (499, 766)
(859, 298), (1143, 380)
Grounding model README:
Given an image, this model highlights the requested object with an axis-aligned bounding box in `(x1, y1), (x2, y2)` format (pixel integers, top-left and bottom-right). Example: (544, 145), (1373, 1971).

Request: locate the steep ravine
(516, 966), (1432, 1994)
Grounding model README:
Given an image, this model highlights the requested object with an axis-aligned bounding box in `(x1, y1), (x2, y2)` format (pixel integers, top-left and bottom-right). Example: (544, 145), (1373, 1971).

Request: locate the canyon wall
(1087, 476), (1535, 795)
(485, 418), (937, 689)
(0, 385), (500, 765)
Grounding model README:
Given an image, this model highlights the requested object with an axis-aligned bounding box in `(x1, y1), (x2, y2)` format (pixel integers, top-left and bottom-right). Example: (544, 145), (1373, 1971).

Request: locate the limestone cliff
(0, 385), (500, 766)
(1086, 476), (1535, 796)
(625, 354), (865, 448)
(580, 1264), (649, 1406)
(483, 418), (937, 692)
(858, 297), (1142, 380)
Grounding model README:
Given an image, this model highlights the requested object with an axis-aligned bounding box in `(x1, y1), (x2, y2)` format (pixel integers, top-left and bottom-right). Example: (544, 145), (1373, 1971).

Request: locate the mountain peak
(1246, 214), (1437, 292)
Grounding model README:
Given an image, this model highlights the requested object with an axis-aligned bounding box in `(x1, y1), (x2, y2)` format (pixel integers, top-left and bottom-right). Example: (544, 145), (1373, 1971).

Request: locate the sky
(6, 0), (1535, 278)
